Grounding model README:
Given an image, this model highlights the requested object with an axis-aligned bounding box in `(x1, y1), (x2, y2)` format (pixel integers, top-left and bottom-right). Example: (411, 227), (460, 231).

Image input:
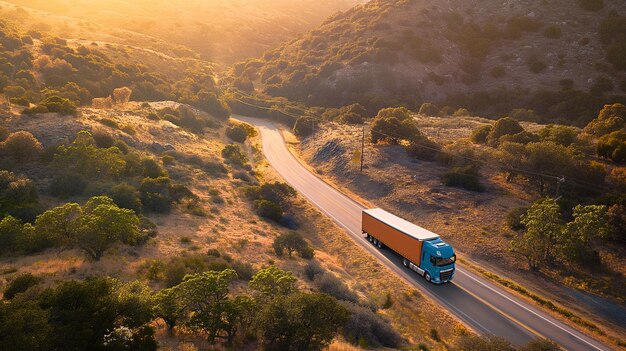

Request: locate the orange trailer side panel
(362, 212), (423, 264)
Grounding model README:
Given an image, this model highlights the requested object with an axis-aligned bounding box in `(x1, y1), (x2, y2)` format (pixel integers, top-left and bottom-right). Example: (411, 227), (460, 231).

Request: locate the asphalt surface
(236, 115), (613, 351)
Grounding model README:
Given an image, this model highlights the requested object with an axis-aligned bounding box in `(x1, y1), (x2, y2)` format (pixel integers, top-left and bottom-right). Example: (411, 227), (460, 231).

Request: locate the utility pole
(360, 125), (365, 172)
(555, 176), (565, 199)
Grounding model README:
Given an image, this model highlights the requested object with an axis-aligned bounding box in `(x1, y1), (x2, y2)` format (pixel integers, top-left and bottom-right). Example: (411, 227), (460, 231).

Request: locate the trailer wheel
(424, 271), (432, 283)
(402, 258), (409, 267)
(376, 240), (384, 249)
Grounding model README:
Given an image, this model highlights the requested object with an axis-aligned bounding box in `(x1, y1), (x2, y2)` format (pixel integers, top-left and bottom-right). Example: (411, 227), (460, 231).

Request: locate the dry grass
(0, 103), (466, 349)
(297, 119), (626, 342)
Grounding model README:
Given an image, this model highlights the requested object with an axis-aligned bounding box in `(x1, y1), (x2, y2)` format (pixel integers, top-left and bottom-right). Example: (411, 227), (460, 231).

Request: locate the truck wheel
(424, 271), (432, 283)
(403, 258), (409, 267)
(372, 238), (378, 245)
(368, 234), (373, 242)
(376, 240), (384, 249)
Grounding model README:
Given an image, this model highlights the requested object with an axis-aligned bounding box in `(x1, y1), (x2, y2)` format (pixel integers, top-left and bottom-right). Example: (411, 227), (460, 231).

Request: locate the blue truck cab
(421, 238), (456, 284)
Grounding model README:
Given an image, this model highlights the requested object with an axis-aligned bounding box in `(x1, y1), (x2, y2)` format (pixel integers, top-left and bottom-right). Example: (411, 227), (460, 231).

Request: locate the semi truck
(362, 208), (456, 284)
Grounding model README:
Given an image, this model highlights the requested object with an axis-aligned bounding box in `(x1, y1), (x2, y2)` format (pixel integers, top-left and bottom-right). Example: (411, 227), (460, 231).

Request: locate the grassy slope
(1, 0), (363, 64)
(239, 0), (626, 120)
(295, 115), (626, 341)
(0, 41), (465, 351)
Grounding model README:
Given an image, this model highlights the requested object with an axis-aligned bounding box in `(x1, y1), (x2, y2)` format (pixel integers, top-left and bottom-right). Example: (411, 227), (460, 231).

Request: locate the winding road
(236, 115), (613, 351)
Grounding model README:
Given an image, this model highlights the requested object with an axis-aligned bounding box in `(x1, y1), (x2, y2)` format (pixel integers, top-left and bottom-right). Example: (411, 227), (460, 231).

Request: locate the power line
(219, 86), (611, 194)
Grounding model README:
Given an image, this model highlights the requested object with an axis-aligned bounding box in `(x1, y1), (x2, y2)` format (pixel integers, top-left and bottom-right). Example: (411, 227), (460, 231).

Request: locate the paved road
(236, 115), (613, 351)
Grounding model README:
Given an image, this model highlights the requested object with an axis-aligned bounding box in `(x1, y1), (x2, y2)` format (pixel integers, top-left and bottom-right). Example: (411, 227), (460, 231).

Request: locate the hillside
(293, 108), (626, 343)
(1, 0), (363, 63)
(235, 0), (626, 125)
(0, 14), (479, 351)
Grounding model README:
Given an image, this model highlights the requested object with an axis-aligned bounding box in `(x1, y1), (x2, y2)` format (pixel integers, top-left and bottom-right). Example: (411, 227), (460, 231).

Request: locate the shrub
(453, 108), (470, 117)
(341, 302), (402, 348)
(1, 131), (43, 162)
(141, 158), (166, 178)
(38, 95), (77, 115)
(254, 199), (283, 222)
(140, 177), (172, 213)
(226, 124), (249, 142)
(339, 112), (363, 124)
(584, 103), (626, 136)
(507, 207), (528, 231)
(538, 125), (578, 146)
(53, 131), (126, 179)
(112, 87), (132, 104)
(470, 125), (492, 144)
(0, 216), (24, 254)
(0, 171), (40, 222)
(256, 292), (349, 351)
(487, 117), (524, 146)
(597, 131), (626, 162)
(293, 116), (318, 137)
(109, 183), (142, 214)
(49, 172), (87, 198)
(442, 166), (484, 192)
(221, 144), (248, 166)
(92, 97), (113, 109)
(273, 231), (313, 258)
(10, 96), (29, 106)
(418, 102), (440, 116)
(406, 139), (441, 161)
(92, 131), (116, 148)
(4, 273), (41, 299)
(314, 273), (358, 303)
(304, 260), (324, 281)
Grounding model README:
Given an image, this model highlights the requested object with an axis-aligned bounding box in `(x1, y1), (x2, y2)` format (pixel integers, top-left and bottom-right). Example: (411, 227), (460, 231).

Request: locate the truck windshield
(434, 255), (456, 267)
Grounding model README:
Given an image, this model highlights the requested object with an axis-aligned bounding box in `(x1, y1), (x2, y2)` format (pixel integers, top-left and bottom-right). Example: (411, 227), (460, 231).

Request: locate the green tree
(538, 124), (578, 146)
(154, 287), (185, 331)
(0, 215), (24, 254)
(0, 171), (39, 222)
(273, 231), (313, 258)
(559, 205), (609, 265)
(109, 183), (142, 214)
(54, 131), (126, 179)
(250, 266), (297, 297)
(33, 202), (82, 248)
(514, 198), (564, 270)
(140, 177), (172, 213)
(4, 273), (41, 299)
(584, 103), (626, 136)
(0, 300), (52, 351)
(177, 269), (238, 343)
(221, 144), (248, 166)
(226, 124), (249, 142)
(256, 292), (350, 351)
(73, 197), (140, 260)
(39, 277), (156, 351)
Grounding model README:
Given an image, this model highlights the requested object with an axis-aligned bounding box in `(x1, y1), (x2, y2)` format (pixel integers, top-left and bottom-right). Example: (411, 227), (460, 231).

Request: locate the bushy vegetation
(442, 166), (484, 192)
(512, 198), (611, 270)
(0, 131), (43, 163)
(273, 231), (314, 258)
(222, 144), (248, 166)
(0, 196), (151, 259)
(0, 277), (157, 351)
(0, 171), (40, 222)
(244, 182), (296, 225)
